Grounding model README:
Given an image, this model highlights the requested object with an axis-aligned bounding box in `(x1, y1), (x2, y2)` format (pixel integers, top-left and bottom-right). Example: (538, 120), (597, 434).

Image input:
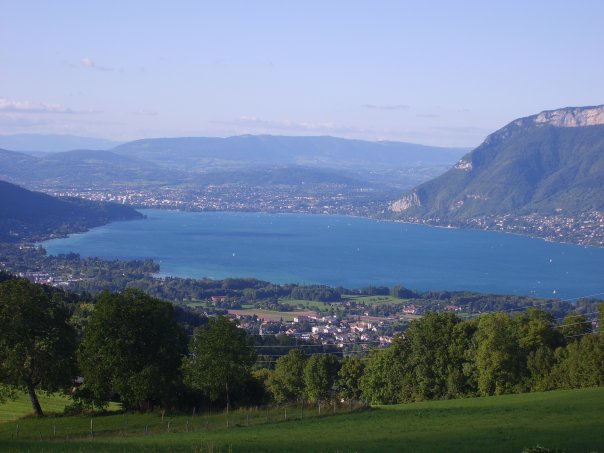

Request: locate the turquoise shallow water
(42, 209), (604, 300)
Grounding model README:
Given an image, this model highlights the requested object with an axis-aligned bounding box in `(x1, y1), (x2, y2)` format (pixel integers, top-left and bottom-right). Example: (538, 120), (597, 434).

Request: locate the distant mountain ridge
(390, 105), (604, 218)
(0, 135), (468, 193)
(0, 148), (182, 189)
(0, 180), (143, 242)
(0, 134), (123, 152)
(111, 135), (468, 171)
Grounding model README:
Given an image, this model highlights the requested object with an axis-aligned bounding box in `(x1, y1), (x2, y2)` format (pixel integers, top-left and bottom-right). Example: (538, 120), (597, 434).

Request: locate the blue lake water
(42, 209), (604, 300)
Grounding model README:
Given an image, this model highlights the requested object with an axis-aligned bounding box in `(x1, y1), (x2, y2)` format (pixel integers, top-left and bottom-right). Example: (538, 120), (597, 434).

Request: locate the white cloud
(80, 56), (113, 72)
(0, 97), (101, 115)
(0, 97), (89, 114)
(131, 109), (158, 116)
(215, 116), (369, 135)
(362, 104), (410, 111)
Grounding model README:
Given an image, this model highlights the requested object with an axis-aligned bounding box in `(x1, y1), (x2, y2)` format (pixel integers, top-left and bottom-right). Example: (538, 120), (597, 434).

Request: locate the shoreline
(32, 208), (604, 301)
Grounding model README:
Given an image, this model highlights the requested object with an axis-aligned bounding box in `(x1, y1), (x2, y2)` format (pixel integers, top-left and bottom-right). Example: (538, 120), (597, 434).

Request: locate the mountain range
(111, 135), (467, 171)
(390, 105), (604, 219)
(0, 134), (123, 153)
(0, 135), (467, 193)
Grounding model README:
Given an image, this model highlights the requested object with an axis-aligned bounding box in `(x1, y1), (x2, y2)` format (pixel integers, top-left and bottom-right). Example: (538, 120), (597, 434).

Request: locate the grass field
(0, 392), (121, 423)
(227, 308), (317, 322)
(277, 298), (331, 310)
(0, 392), (73, 423)
(343, 295), (408, 305)
(1, 388), (602, 452)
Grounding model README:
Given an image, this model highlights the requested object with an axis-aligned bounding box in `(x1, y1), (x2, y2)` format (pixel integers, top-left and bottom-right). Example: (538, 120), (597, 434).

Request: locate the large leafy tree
(78, 289), (187, 410)
(474, 312), (524, 395)
(0, 278), (76, 416)
(185, 316), (256, 412)
(550, 334), (604, 388)
(360, 336), (410, 404)
(558, 313), (592, 343)
(303, 354), (340, 404)
(337, 356), (365, 403)
(406, 312), (462, 400)
(269, 348), (307, 404)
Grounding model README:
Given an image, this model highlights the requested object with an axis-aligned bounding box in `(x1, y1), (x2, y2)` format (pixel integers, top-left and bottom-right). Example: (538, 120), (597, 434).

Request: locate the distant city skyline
(1, 0), (603, 147)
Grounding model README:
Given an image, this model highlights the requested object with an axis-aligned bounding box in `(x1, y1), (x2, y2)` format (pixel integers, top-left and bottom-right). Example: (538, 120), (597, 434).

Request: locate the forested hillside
(0, 180), (143, 242)
(391, 105), (604, 218)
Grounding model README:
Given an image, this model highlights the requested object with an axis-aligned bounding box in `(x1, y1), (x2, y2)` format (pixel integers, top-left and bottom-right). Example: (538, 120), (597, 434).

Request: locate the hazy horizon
(1, 1), (603, 147)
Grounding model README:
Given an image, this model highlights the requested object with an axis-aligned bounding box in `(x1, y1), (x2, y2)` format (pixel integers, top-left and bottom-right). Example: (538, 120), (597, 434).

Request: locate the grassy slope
(1, 388), (602, 452)
(0, 392), (72, 422)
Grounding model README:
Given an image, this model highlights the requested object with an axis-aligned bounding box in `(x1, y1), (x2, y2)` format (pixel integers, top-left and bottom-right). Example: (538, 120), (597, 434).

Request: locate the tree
(77, 289), (187, 410)
(269, 348), (307, 404)
(559, 313), (592, 342)
(406, 312), (461, 400)
(447, 319), (479, 397)
(0, 278), (76, 416)
(474, 313), (524, 395)
(550, 334), (604, 389)
(185, 316), (256, 412)
(303, 354), (340, 404)
(513, 309), (562, 391)
(337, 357), (365, 404)
(360, 336), (410, 404)
(515, 309), (562, 353)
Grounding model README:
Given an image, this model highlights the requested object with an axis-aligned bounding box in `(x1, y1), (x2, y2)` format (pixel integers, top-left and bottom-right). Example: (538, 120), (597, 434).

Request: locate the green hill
(0, 180), (143, 242)
(1, 388), (602, 452)
(390, 105), (604, 219)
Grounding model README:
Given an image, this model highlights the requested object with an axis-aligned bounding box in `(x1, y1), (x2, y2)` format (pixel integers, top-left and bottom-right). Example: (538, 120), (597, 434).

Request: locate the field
(227, 308), (317, 322)
(1, 388), (602, 452)
(0, 392), (72, 423)
(343, 295), (409, 305)
(0, 392), (121, 423)
(277, 298), (332, 310)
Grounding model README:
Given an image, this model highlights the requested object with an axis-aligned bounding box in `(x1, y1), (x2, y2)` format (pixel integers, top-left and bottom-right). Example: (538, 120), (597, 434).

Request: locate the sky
(1, 0), (603, 147)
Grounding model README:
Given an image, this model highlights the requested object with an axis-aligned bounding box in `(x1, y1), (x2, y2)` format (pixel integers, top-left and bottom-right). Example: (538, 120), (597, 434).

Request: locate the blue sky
(1, 0), (603, 147)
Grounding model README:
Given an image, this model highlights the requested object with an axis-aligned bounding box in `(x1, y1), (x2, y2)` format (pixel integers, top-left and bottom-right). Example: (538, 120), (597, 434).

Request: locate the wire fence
(6, 400), (369, 442)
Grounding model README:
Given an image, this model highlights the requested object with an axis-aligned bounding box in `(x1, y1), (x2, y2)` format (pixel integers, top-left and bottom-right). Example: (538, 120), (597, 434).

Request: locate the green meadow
(343, 295), (408, 305)
(0, 392), (72, 423)
(1, 388), (602, 452)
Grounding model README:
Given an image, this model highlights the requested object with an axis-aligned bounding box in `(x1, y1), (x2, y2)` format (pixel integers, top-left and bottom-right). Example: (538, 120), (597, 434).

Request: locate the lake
(42, 209), (604, 300)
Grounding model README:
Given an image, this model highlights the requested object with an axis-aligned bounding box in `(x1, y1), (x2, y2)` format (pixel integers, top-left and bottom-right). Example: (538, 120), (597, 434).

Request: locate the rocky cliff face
(389, 104), (604, 215)
(390, 192), (421, 211)
(480, 105), (604, 148)
(534, 105), (604, 127)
